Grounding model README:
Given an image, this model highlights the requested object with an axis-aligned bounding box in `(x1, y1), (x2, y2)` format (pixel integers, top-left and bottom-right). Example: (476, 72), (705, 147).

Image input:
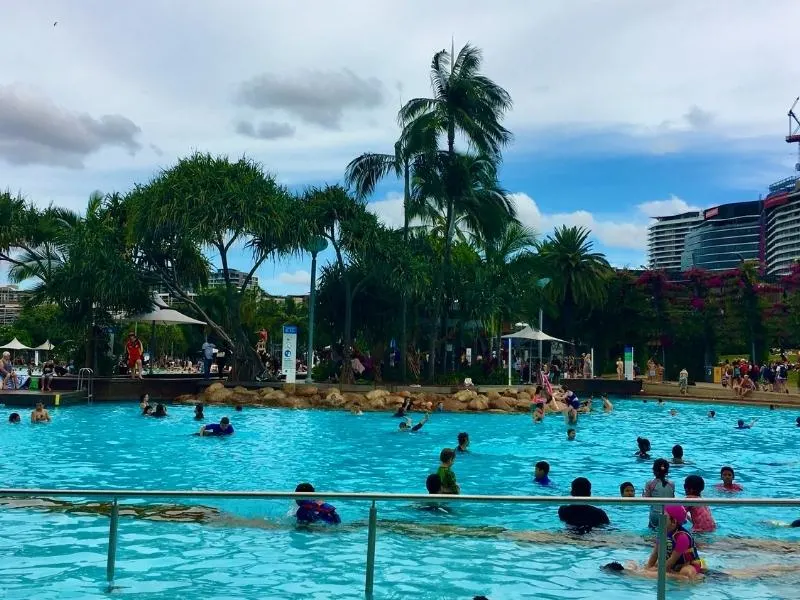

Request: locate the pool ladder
(77, 368), (94, 403)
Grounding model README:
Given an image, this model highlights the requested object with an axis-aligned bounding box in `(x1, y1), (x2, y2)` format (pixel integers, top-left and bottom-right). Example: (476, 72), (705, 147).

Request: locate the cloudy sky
(2, 0), (799, 294)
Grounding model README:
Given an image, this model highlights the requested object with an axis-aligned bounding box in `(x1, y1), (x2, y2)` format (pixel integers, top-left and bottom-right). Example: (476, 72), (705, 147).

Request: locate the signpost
(282, 325), (298, 383)
(624, 346), (634, 381)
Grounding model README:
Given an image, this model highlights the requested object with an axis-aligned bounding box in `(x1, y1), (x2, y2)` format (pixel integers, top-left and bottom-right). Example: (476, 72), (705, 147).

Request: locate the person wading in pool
(197, 417), (234, 436)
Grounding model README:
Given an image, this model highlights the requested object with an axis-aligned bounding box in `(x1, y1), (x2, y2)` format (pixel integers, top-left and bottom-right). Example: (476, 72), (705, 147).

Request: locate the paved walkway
(642, 380), (800, 408)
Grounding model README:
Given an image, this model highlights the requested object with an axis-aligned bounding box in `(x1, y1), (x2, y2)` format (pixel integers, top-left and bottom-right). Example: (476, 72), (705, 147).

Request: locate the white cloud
(636, 195), (702, 218)
(510, 192), (648, 251)
(0, 0), (797, 199)
(275, 270), (311, 286)
(367, 192), (405, 228)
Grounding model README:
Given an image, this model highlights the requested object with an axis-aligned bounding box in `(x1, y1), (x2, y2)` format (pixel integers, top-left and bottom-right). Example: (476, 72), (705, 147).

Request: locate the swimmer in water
(294, 482), (341, 525)
(567, 428), (576, 441)
(716, 466), (743, 492)
(684, 474), (715, 533)
(8, 412), (20, 423)
(602, 394), (613, 412)
(31, 402), (51, 423)
(708, 410), (716, 418)
(456, 432), (470, 452)
(399, 413), (429, 432)
(197, 417), (234, 436)
(634, 437), (651, 459)
(193, 403), (204, 421)
(644, 505), (705, 579)
(620, 482), (635, 497)
(736, 418), (756, 429)
(532, 402), (545, 423)
(671, 444), (685, 465)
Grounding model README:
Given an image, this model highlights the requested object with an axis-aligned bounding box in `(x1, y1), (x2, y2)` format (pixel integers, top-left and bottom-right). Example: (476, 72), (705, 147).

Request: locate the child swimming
(684, 475), (715, 533)
(716, 466), (743, 492)
(643, 458), (675, 529)
(620, 481), (635, 497)
(671, 444), (685, 465)
(634, 437), (651, 459)
(645, 505), (705, 579)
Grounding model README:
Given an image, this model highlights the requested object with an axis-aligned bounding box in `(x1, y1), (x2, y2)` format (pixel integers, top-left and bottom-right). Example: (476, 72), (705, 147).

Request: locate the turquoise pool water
(1, 399), (799, 599)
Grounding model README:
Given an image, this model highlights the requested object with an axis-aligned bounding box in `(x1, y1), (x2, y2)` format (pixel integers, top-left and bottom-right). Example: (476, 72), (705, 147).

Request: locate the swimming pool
(1, 399), (799, 599)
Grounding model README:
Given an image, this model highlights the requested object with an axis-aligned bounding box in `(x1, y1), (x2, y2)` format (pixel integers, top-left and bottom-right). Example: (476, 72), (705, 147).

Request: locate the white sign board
(624, 346), (634, 381)
(465, 348), (472, 366)
(282, 325), (298, 383)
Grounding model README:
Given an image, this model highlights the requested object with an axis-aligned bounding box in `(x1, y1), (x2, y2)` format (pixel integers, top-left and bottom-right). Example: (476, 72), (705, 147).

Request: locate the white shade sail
(501, 325), (566, 343)
(33, 340), (55, 350)
(0, 337), (32, 350)
(129, 307), (206, 326)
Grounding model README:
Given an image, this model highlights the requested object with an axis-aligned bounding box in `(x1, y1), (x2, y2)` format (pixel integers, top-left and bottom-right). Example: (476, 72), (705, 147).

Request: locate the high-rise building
(207, 269), (260, 291)
(679, 201), (763, 271)
(0, 285), (30, 325)
(763, 176), (800, 276)
(647, 211), (703, 271)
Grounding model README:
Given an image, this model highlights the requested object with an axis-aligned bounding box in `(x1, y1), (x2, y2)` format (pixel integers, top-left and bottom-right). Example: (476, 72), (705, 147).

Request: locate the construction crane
(788, 97), (800, 172)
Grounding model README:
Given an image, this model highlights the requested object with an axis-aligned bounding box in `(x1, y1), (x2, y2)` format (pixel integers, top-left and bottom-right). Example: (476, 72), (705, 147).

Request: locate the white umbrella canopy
(0, 337), (32, 350)
(128, 293), (205, 326)
(501, 325), (565, 343)
(33, 340), (55, 351)
(129, 307), (206, 326)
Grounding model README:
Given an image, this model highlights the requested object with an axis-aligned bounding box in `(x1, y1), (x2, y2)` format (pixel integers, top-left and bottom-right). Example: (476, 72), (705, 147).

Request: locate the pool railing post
(106, 498), (120, 589)
(364, 500), (378, 600)
(656, 506), (667, 600)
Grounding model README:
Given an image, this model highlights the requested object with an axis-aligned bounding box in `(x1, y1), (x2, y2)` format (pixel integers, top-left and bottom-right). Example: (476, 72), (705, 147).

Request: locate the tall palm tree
(411, 150), (516, 376)
(399, 42), (513, 377)
(537, 226), (611, 342)
(344, 137), (431, 382)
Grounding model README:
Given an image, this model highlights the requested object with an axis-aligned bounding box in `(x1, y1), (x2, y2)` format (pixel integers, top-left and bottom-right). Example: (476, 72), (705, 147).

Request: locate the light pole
(305, 237), (328, 383)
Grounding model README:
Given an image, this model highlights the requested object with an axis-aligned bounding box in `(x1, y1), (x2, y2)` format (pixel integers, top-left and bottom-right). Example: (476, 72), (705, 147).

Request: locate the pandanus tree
(125, 153), (302, 380)
(538, 226), (611, 343)
(399, 42), (513, 378)
(11, 192), (153, 369)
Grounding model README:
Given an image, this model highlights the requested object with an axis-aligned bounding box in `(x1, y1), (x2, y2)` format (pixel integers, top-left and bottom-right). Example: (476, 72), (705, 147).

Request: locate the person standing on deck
(125, 332), (144, 380)
(201, 339), (215, 379)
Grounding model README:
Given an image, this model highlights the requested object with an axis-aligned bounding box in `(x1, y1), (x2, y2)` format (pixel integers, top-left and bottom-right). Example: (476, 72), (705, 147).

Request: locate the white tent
(501, 326), (565, 343)
(0, 337), (32, 350)
(127, 294), (206, 373)
(33, 340), (55, 366)
(501, 327), (566, 385)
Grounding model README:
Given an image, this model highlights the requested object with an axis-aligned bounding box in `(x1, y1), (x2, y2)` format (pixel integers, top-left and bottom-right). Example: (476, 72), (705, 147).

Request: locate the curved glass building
(679, 201), (763, 271)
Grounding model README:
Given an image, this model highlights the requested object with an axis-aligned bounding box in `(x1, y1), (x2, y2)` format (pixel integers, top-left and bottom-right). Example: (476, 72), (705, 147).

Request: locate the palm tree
(344, 137), (432, 382)
(537, 226), (611, 342)
(411, 150), (516, 376)
(399, 42), (513, 377)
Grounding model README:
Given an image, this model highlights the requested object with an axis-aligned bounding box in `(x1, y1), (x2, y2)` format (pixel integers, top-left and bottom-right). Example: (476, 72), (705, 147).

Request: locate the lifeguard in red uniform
(126, 332), (144, 379)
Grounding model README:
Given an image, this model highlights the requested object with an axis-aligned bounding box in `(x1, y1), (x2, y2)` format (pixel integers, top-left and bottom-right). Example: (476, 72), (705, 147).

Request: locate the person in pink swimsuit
(683, 475), (716, 533)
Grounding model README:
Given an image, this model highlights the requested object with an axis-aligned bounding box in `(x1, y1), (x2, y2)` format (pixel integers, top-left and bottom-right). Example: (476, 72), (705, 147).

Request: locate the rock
(523, 386), (537, 396)
(263, 389), (287, 401)
(282, 383), (296, 395)
(205, 382), (224, 394)
(468, 397), (489, 411)
(385, 395), (405, 407)
(486, 390), (501, 401)
(489, 397), (512, 411)
(516, 392), (531, 401)
(174, 394), (197, 404)
(366, 396), (386, 410)
(295, 385), (319, 397)
(365, 389), (390, 401)
(326, 390), (344, 404)
(343, 392), (367, 406)
(454, 389), (477, 402)
(206, 387), (234, 404)
(397, 390), (411, 398)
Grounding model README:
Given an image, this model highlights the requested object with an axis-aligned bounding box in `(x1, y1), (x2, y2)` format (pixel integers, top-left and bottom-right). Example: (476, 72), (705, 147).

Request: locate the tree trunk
(339, 282), (355, 384)
(401, 160), (410, 383)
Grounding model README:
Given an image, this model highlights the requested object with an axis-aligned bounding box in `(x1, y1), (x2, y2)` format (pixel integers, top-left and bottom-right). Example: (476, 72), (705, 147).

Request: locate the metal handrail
(4, 488), (800, 599)
(76, 368), (94, 402)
